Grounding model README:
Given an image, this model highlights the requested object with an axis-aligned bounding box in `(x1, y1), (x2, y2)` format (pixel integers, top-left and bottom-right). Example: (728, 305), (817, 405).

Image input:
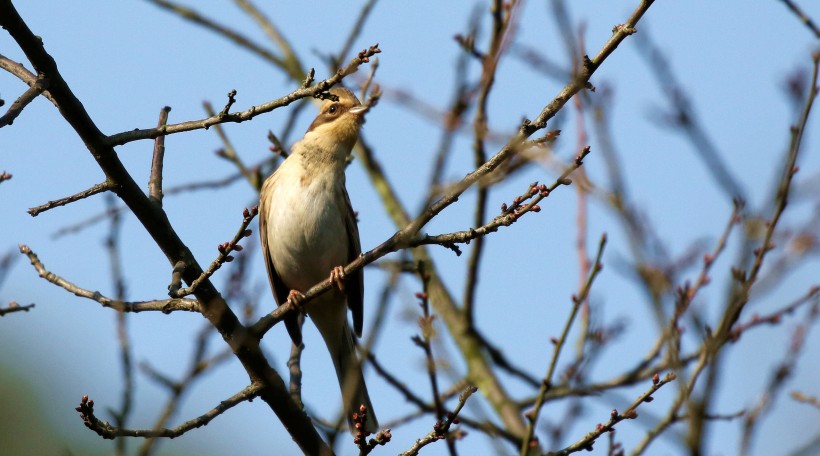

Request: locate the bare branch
(0, 72), (48, 127)
(545, 373), (677, 456)
(28, 180), (113, 217)
(0, 301), (35, 316)
(521, 234), (607, 452)
(399, 386), (478, 456)
(76, 384), (261, 439)
(104, 44), (381, 146)
(780, 0), (820, 38)
(148, 106), (171, 204)
(18, 244), (200, 313)
(169, 206), (258, 298)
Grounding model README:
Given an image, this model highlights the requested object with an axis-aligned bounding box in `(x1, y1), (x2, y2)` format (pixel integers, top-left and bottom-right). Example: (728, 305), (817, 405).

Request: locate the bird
(258, 87), (377, 434)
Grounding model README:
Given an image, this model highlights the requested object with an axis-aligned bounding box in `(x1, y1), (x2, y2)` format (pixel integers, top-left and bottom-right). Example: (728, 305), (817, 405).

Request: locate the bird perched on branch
(259, 87), (377, 433)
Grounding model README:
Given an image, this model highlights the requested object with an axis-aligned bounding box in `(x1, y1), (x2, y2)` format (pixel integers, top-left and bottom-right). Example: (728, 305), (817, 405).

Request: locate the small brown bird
(259, 87), (377, 433)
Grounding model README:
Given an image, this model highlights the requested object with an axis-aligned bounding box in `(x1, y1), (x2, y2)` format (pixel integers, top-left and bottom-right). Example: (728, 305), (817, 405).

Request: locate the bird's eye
(328, 104), (338, 115)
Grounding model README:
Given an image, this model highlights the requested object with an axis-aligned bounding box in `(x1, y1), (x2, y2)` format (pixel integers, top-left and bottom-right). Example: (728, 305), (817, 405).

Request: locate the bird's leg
(286, 290), (306, 311)
(329, 266), (346, 292)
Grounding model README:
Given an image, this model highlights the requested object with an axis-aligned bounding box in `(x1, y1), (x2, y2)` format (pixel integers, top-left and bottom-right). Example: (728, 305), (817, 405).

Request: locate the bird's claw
(287, 290), (306, 310)
(330, 266), (345, 292)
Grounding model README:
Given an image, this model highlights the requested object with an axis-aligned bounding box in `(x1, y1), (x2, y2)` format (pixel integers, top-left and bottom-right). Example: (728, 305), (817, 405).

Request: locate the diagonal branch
(28, 180), (114, 216)
(0, 72), (48, 127)
(0, 3), (333, 452)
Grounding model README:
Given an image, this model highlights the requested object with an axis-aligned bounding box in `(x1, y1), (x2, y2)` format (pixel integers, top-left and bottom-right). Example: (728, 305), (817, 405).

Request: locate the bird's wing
(259, 175), (303, 345)
(343, 188), (365, 338)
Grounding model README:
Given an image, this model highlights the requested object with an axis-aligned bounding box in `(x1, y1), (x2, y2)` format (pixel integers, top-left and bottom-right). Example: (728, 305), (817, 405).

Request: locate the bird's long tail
(328, 323), (378, 434)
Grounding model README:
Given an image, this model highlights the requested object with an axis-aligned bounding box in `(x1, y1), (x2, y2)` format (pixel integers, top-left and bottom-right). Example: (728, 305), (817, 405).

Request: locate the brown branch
(169, 206), (258, 297)
(521, 234), (607, 453)
(148, 106), (171, 204)
(0, 301), (35, 316)
(27, 180), (114, 216)
(411, 269), (447, 423)
(791, 391), (820, 410)
(711, 49), (820, 351)
(780, 0), (820, 38)
(412, 147), (591, 252)
(18, 244), (200, 313)
(0, 53), (57, 106)
(0, 72), (47, 127)
(398, 386), (478, 456)
(76, 384), (261, 439)
(545, 372), (677, 456)
(104, 44), (380, 146)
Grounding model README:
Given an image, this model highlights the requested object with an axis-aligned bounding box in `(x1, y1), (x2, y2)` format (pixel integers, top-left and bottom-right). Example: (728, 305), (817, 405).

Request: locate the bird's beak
(349, 105), (368, 124)
(349, 105), (368, 116)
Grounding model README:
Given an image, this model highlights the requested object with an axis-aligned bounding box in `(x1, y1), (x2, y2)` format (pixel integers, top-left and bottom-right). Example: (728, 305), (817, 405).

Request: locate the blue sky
(2, 1), (819, 455)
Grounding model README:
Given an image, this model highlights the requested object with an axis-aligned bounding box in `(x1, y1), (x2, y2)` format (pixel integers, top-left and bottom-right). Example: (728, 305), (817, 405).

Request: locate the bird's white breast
(265, 154), (349, 293)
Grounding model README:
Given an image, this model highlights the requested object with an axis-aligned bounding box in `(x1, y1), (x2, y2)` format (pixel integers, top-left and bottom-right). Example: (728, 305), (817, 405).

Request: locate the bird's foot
(329, 266), (345, 292)
(286, 290), (306, 310)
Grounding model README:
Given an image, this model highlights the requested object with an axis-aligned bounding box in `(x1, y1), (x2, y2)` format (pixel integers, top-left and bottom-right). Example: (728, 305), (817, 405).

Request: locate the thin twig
(521, 234), (607, 454)
(545, 373), (677, 456)
(76, 384), (262, 439)
(413, 147), (591, 253)
(105, 193), (133, 456)
(0, 72), (47, 127)
(18, 244), (200, 313)
(105, 44), (381, 146)
(399, 386), (478, 456)
(28, 180), (113, 216)
(780, 0), (820, 38)
(169, 206), (258, 297)
(148, 106), (171, 204)
(0, 301), (35, 316)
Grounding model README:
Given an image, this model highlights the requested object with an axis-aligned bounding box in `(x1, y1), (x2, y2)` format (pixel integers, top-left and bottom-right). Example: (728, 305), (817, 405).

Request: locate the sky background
(1, 1), (819, 455)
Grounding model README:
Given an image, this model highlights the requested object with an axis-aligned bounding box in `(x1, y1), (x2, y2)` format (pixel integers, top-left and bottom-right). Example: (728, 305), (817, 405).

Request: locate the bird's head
(304, 87), (367, 153)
